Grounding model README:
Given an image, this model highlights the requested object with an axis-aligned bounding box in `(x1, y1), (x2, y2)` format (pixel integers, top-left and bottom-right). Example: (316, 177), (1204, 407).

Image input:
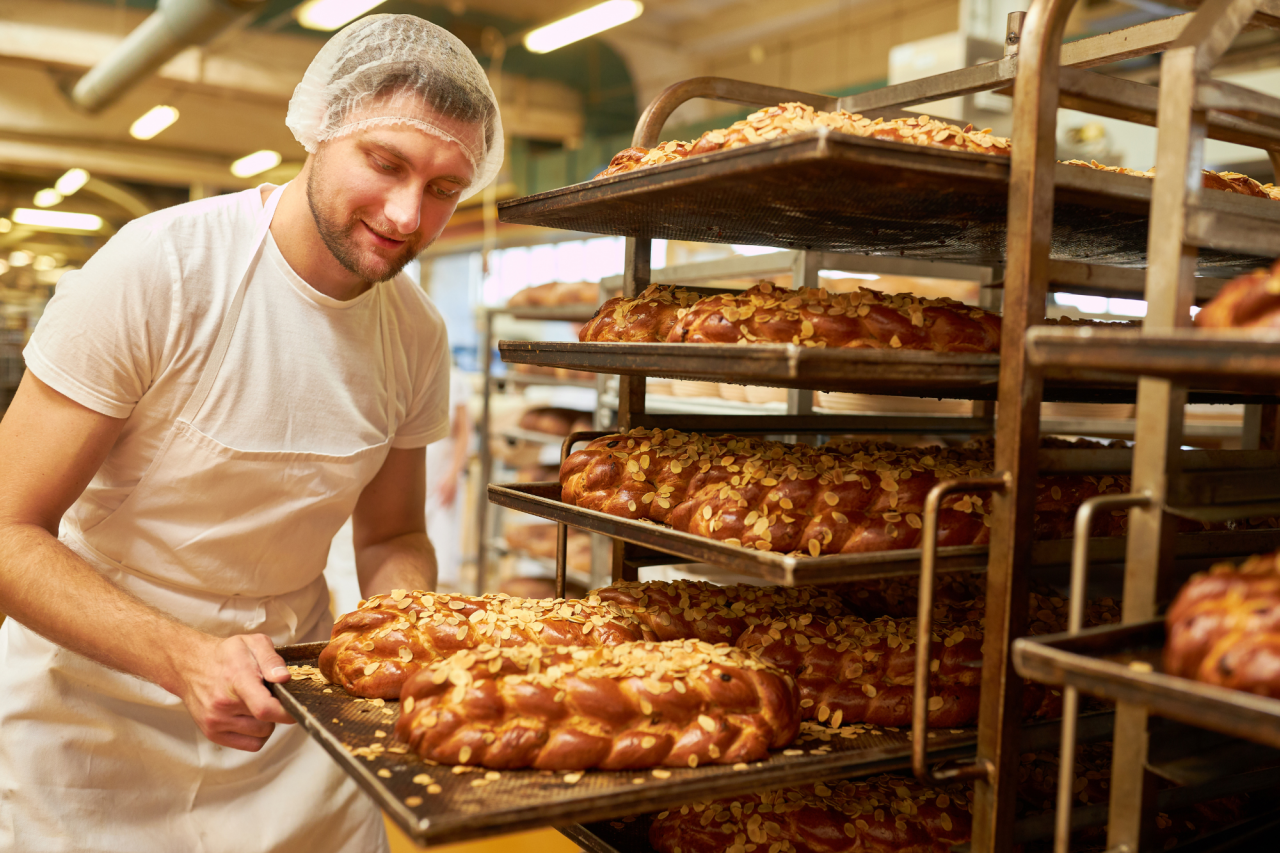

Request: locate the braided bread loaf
(319, 591), (653, 699)
(590, 579), (849, 644)
(560, 429), (1132, 557)
(395, 640), (801, 770)
(648, 774), (974, 853)
(1063, 158), (1273, 199)
(667, 281), (1003, 352)
(578, 284), (699, 343)
(1194, 258), (1280, 330)
(594, 101), (1010, 181)
(1164, 550), (1280, 696)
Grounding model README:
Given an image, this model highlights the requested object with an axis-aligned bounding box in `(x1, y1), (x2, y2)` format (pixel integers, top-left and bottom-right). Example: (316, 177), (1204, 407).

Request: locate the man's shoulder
(385, 273), (446, 336)
(124, 188), (261, 245)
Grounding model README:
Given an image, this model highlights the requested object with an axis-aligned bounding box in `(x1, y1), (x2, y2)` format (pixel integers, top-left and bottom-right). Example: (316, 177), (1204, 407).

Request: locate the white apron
(0, 185), (391, 853)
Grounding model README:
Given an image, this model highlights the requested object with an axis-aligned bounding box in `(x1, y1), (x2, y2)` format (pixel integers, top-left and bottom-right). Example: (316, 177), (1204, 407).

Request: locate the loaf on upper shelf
(1063, 158), (1273, 199)
(561, 428), (1141, 557)
(506, 280), (599, 308)
(395, 639), (801, 770)
(1193, 257), (1280, 330)
(1165, 550), (1280, 697)
(579, 280), (1120, 351)
(516, 406), (594, 437)
(596, 102), (1010, 179)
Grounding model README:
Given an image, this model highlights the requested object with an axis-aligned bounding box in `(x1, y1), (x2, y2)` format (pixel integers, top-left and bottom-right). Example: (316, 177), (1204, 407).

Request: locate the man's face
(305, 112), (479, 283)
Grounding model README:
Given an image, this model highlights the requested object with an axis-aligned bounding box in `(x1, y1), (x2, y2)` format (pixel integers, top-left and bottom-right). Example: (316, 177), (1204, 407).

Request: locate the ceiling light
(130, 105), (179, 140)
(33, 188), (63, 208)
(296, 0), (387, 31)
(0, 218), (10, 234)
(12, 209), (104, 232)
(0, 260), (9, 275)
(525, 1), (643, 54)
(9, 251), (31, 267)
(33, 255), (56, 271)
(230, 150), (283, 179)
(55, 168), (90, 196)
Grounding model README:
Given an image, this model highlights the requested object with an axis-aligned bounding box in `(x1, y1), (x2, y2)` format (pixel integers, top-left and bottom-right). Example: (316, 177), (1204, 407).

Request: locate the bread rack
(480, 5), (1280, 851)
(475, 301), (602, 594)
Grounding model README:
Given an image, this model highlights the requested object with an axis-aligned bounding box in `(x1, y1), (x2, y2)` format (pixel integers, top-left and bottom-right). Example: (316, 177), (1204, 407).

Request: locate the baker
(0, 15), (501, 852)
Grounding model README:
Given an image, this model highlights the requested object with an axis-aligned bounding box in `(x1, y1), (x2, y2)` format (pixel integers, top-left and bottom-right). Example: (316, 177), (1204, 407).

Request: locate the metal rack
(475, 302), (600, 595)
(481, 5), (1280, 851)
(1000, 1), (1280, 852)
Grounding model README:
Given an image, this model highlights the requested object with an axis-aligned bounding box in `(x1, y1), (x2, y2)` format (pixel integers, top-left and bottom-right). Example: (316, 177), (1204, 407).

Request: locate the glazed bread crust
(395, 640), (801, 770)
(319, 591), (654, 699)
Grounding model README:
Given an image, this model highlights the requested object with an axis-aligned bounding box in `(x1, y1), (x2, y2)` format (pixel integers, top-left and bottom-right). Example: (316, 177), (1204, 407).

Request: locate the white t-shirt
(25, 186), (450, 534)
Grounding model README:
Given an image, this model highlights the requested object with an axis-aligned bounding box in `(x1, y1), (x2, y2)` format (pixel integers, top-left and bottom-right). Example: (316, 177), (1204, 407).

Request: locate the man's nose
(384, 184), (422, 235)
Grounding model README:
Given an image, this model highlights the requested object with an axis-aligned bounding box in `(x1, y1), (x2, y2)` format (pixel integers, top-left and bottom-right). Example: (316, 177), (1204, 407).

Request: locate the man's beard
(305, 158), (427, 284)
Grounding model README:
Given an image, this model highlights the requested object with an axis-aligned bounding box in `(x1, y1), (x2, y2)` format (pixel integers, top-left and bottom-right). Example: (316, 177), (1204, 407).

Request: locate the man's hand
(176, 634), (296, 752)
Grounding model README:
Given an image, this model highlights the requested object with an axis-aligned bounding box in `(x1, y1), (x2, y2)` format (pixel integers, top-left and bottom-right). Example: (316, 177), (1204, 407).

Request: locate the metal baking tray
(499, 340), (1278, 404)
(497, 129), (1277, 271)
(1027, 327), (1280, 395)
(276, 643), (1097, 847)
(487, 482), (1280, 586)
(1013, 620), (1280, 751)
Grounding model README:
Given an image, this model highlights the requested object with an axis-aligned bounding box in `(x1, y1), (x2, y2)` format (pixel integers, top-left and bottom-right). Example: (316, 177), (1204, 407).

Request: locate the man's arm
(352, 445), (437, 595)
(0, 373), (293, 752)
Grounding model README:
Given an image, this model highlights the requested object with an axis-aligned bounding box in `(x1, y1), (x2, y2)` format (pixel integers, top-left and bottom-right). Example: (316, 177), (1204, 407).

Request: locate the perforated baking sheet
(497, 130), (1277, 271)
(274, 643), (1084, 847)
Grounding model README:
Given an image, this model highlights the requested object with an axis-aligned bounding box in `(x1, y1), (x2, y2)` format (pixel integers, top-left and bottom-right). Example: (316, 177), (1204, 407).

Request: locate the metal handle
(633, 76), (839, 148)
(1053, 492), (1150, 853)
(913, 475), (1009, 786)
(554, 431), (612, 599)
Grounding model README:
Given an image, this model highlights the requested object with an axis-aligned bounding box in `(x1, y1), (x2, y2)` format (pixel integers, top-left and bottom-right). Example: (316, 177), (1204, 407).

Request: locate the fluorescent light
(130, 105), (179, 140)
(230, 150), (283, 179)
(524, 0), (643, 54)
(9, 251), (31, 267)
(33, 188), (63, 208)
(55, 168), (90, 196)
(12, 208), (103, 232)
(296, 0), (387, 31)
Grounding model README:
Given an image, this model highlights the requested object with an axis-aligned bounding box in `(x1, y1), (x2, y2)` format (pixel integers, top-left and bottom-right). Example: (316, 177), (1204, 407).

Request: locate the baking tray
(499, 340), (1279, 404)
(1013, 620), (1280, 751)
(487, 482), (1280, 585)
(275, 644), (1099, 847)
(1027, 326), (1280, 394)
(496, 129), (1278, 271)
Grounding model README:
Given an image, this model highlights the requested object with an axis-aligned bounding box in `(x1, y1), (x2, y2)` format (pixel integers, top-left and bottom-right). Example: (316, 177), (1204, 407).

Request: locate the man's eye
(371, 157), (395, 172)
(433, 185), (460, 199)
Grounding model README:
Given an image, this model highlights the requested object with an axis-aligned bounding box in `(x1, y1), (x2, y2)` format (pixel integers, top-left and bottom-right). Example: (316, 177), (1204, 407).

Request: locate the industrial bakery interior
(2, 1), (1280, 852)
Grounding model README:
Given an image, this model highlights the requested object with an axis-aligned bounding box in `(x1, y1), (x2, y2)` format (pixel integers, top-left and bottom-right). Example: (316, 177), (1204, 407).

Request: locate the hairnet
(287, 14), (503, 200)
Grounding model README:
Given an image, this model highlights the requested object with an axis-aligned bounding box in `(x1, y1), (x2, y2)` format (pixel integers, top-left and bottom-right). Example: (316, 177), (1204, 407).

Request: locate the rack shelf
(488, 482), (1280, 586)
(1027, 326), (1280, 394)
(1013, 621), (1280, 751)
(497, 131), (1277, 271)
(502, 340), (1276, 404)
(276, 641), (1094, 848)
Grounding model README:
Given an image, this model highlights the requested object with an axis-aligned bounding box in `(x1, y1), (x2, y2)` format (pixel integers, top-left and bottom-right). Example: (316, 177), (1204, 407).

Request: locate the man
(0, 15), (501, 852)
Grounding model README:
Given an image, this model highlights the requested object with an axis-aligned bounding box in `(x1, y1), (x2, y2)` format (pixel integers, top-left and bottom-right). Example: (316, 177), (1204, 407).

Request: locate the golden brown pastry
(1062, 159), (1271, 199)
(319, 591), (654, 699)
(395, 640), (801, 770)
(559, 428), (1133, 557)
(1194, 259), (1280, 330)
(1165, 550), (1280, 696)
(648, 774), (974, 853)
(578, 284), (701, 343)
(596, 140), (693, 178)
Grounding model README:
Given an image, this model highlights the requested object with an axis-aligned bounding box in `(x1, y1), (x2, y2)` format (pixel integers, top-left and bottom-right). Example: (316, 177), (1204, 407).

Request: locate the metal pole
(978, 1), (1078, 850)
(476, 309), (495, 596)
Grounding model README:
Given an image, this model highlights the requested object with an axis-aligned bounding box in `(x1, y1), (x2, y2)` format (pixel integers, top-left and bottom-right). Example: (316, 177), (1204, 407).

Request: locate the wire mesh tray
(498, 340), (1276, 404)
(1013, 620), (1280, 751)
(496, 129), (1276, 271)
(273, 643), (1040, 847)
(1027, 327), (1280, 394)
(487, 482), (1280, 585)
